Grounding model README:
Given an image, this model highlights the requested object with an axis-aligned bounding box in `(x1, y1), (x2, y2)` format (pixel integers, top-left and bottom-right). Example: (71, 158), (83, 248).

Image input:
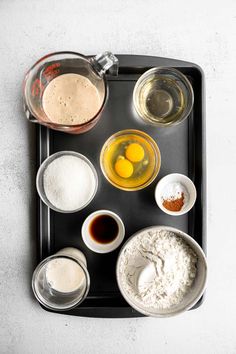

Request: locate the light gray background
(0, 0), (235, 353)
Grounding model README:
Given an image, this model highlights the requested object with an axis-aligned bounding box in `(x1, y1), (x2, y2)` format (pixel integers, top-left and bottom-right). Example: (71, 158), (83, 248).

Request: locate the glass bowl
(100, 129), (161, 191)
(32, 254), (90, 311)
(36, 151), (98, 213)
(133, 67), (194, 127)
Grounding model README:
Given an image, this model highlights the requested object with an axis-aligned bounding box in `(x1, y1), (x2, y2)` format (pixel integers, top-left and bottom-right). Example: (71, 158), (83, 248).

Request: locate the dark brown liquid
(89, 215), (119, 244)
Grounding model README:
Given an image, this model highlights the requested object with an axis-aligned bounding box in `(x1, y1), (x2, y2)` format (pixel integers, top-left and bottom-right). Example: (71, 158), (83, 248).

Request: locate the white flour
(118, 229), (197, 309)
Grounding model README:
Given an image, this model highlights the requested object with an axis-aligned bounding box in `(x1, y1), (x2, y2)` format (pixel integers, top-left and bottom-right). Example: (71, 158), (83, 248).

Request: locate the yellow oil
(136, 77), (185, 125)
(101, 132), (160, 190)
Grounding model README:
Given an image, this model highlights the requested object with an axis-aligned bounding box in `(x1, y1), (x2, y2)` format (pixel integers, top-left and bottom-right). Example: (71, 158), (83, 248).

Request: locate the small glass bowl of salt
(36, 151), (98, 213)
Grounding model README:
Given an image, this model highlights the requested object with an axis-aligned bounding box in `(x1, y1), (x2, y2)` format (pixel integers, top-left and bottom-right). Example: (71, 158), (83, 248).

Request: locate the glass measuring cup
(32, 247), (90, 311)
(23, 51), (118, 134)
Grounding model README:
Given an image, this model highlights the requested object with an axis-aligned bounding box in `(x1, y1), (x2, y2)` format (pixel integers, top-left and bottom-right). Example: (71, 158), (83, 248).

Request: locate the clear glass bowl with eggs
(100, 129), (161, 191)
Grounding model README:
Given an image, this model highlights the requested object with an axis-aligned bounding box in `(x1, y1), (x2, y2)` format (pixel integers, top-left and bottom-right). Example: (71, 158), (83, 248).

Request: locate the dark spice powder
(162, 192), (185, 212)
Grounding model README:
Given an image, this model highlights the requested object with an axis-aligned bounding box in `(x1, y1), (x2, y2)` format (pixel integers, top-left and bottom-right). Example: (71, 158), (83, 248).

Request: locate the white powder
(162, 182), (189, 204)
(46, 258), (85, 293)
(118, 229), (197, 309)
(43, 155), (96, 211)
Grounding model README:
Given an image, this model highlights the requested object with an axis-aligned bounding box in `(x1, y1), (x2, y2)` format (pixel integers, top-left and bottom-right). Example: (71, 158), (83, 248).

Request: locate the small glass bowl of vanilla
(100, 129), (161, 191)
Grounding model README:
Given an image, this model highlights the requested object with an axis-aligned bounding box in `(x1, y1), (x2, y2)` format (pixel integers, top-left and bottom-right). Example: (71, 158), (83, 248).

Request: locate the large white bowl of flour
(116, 226), (207, 317)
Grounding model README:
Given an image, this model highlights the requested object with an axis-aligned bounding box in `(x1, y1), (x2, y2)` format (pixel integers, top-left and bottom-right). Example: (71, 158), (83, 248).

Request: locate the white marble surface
(0, 0), (236, 353)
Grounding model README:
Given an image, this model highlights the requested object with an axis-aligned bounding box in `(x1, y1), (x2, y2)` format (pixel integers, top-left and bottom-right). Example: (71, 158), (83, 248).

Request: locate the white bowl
(155, 173), (197, 215)
(81, 210), (125, 253)
(116, 226), (207, 317)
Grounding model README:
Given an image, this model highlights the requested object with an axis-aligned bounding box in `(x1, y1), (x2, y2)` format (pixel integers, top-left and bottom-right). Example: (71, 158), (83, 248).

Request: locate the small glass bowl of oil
(133, 67), (194, 127)
(100, 129), (161, 191)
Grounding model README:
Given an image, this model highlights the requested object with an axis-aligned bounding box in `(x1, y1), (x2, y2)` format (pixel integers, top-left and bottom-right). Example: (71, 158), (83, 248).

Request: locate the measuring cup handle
(90, 52), (119, 76)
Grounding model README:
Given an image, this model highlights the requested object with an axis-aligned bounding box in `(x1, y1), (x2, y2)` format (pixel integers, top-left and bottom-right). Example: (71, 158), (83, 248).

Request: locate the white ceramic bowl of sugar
(155, 173), (197, 216)
(36, 151), (98, 213)
(116, 226), (207, 317)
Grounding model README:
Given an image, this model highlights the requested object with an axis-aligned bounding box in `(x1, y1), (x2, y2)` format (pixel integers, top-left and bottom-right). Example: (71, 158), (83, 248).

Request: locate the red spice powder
(162, 192), (185, 212)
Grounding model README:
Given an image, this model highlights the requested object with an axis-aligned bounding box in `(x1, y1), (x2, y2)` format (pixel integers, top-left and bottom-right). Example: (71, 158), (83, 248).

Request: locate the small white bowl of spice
(155, 173), (197, 216)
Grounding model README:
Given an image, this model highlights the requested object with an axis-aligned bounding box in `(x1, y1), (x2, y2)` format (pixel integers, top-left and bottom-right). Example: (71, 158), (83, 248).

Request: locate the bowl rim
(100, 129), (161, 191)
(116, 225), (207, 317)
(154, 173), (197, 216)
(36, 151), (98, 213)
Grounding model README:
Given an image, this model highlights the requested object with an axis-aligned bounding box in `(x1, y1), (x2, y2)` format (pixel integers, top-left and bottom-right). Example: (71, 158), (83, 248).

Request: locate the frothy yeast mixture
(42, 73), (101, 125)
(46, 258), (85, 293)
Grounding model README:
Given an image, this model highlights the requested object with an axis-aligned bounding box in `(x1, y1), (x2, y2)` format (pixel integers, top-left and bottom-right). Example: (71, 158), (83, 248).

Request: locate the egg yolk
(115, 158), (134, 178)
(125, 143), (145, 163)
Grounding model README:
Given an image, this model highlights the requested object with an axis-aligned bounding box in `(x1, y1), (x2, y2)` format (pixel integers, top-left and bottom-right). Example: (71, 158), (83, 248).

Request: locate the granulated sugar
(43, 155), (96, 211)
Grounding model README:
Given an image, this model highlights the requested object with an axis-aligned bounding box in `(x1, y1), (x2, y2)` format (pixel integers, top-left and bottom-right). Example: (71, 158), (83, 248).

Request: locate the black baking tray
(36, 55), (206, 318)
